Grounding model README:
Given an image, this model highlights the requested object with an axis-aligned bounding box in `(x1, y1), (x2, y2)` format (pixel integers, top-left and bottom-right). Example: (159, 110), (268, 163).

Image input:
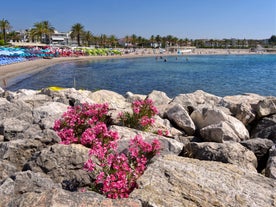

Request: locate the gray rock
(146, 90), (172, 106)
(152, 116), (183, 137)
(240, 138), (274, 172)
(0, 117), (31, 140)
(8, 188), (142, 207)
(266, 145), (276, 179)
(0, 160), (17, 180)
(125, 91), (147, 102)
(200, 121), (245, 142)
(0, 139), (43, 170)
(182, 142), (257, 171)
(251, 114), (276, 142)
(0, 99), (32, 120)
(165, 104), (195, 135)
(171, 90), (222, 112)
(88, 89), (129, 109)
(33, 102), (68, 129)
(222, 93), (265, 125)
(110, 125), (184, 156)
(256, 97), (276, 118)
(12, 170), (61, 194)
(191, 107), (249, 141)
(24, 144), (93, 189)
(130, 154), (275, 207)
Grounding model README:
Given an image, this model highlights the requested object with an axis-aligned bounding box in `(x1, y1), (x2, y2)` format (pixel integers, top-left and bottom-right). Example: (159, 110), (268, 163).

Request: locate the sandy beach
(0, 48), (272, 89)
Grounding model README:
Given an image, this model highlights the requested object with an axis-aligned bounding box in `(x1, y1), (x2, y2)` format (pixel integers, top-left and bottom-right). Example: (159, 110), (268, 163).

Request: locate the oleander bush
(54, 100), (161, 198)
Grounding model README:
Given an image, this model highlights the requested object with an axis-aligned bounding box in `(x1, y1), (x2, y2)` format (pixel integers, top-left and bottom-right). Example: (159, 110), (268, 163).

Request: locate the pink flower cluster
(85, 134), (161, 199)
(119, 99), (158, 131)
(54, 101), (161, 199)
(53, 103), (111, 147)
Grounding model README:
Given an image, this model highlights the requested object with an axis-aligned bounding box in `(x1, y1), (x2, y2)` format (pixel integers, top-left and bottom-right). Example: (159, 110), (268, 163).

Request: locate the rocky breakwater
(0, 87), (275, 207)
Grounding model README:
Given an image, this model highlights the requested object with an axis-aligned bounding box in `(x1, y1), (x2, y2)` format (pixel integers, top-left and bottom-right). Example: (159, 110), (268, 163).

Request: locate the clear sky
(1, 0), (275, 39)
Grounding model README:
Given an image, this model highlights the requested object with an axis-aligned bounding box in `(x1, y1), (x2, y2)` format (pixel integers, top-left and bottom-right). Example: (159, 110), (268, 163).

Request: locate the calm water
(7, 54), (276, 98)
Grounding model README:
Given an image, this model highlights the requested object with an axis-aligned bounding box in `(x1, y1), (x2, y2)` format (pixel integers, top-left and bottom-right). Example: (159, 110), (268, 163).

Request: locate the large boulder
(24, 144), (93, 190)
(266, 145), (276, 179)
(0, 117), (31, 141)
(146, 90), (171, 106)
(256, 97), (276, 118)
(5, 188), (142, 207)
(251, 114), (276, 142)
(171, 90), (223, 112)
(130, 154), (275, 207)
(88, 89), (129, 109)
(110, 125), (184, 156)
(191, 107), (249, 142)
(240, 138), (274, 172)
(165, 104), (195, 135)
(0, 139), (43, 170)
(182, 142), (257, 171)
(32, 101), (68, 129)
(222, 93), (265, 125)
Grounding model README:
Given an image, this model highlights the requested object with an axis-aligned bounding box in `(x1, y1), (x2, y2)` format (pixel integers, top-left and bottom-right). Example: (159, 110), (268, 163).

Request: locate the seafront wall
(0, 87), (275, 206)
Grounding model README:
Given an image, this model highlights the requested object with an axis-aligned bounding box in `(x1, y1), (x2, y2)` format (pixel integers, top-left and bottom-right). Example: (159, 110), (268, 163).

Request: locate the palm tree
(70, 23), (84, 46)
(42, 21), (55, 44)
(30, 21), (54, 44)
(83, 31), (93, 46)
(99, 34), (107, 47)
(109, 35), (117, 48)
(131, 34), (137, 47)
(0, 19), (11, 44)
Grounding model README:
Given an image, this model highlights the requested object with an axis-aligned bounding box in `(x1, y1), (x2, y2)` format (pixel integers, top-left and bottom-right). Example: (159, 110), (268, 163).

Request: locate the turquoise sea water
(7, 54), (276, 98)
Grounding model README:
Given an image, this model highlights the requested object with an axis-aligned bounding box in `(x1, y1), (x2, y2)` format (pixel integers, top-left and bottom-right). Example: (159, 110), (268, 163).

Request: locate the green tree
(30, 21), (54, 44)
(109, 35), (117, 48)
(0, 18), (11, 44)
(70, 23), (84, 46)
(99, 34), (107, 47)
(83, 31), (93, 46)
(268, 35), (276, 46)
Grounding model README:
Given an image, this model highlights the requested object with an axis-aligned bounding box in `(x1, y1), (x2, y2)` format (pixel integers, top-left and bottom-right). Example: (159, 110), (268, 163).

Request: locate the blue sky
(1, 0), (275, 39)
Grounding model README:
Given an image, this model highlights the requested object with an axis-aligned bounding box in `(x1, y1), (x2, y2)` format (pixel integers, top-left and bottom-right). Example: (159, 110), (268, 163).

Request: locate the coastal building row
(6, 29), (273, 49)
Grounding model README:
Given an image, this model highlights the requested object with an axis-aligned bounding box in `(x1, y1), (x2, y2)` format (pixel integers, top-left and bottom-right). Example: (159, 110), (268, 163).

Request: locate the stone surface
(251, 114), (276, 142)
(0, 88), (275, 206)
(266, 145), (276, 179)
(182, 142), (257, 171)
(165, 104), (195, 135)
(240, 138), (274, 172)
(24, 144), (93, 189)
(130, 154), (276, 207)
(256, 97), (276, 118)
(191, 107), (250, 141)
(200, 121), (243, 142)
(110, 125), (184, 156)
(171, 90), (223, 112)
(1, 186), (142, 207)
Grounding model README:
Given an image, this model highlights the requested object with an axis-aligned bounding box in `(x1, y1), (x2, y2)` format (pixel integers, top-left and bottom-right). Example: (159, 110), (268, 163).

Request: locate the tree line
(1, 18), (275, 48)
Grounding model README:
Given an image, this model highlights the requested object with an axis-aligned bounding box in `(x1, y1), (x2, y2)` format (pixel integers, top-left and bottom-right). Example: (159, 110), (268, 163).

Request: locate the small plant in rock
(118, 99), (158, 131)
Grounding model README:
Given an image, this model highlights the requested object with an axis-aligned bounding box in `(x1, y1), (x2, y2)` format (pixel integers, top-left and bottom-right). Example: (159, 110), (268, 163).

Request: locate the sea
(6, 54), (276, 98)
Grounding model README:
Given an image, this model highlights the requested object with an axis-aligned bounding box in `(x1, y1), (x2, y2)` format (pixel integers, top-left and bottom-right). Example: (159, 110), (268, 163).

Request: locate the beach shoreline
(0, 48), (274, 89)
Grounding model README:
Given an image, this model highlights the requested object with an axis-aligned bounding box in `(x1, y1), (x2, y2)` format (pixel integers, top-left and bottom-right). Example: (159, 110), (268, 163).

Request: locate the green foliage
(0, 39), (4, 46)
(269, 35), (276, 46)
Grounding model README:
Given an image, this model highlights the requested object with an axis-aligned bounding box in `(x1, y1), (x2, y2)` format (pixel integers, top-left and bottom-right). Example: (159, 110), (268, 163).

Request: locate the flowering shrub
(119, 99), (158, 131)
(85, 135), (161, 199)
(54, 101), (161, 199)
(53, 103), (113, 147)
